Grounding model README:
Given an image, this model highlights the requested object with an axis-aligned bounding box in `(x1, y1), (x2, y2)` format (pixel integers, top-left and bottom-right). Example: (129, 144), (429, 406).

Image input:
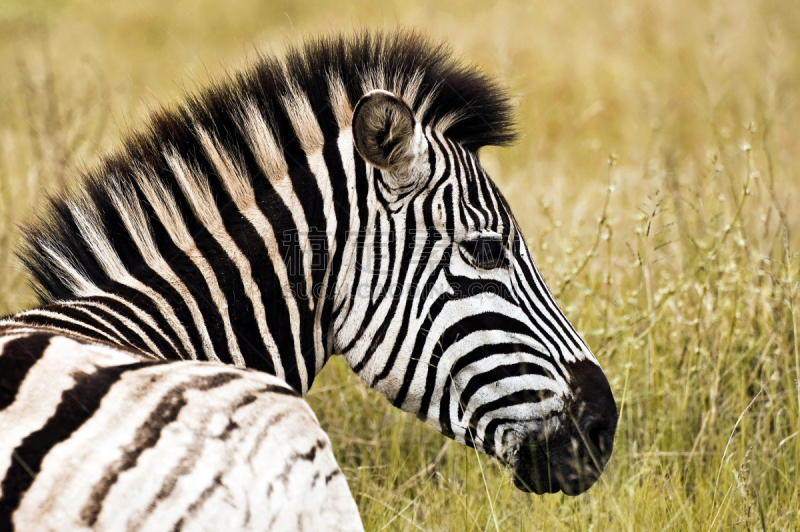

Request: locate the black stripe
(273, 438), (327, 486)
(365, 143), (447, 380)
(457, 362), (552, 419)
(10, 314), (114, 346)
(471, 158), (499, 233)
(333, 152), (370, 342)
(460, 144), (492, 227)
(137, 205), (235, 366)
(103, 205), (207, 360)
(436, 343), (553, 436)
(515, 263), (582, 357)
(463, 388), (556, 441)
(174, 221), (277, 374)
(394, 307), (549, 411)
(246, 133), (318, 379)
(80, 371), (241, 526)
(424, 323), (552, 421)
(318, 136), (351, 371)
(490, 182), (513, 240)
(391, 293), (449, 409)
(351, 137), (441, 368)
(105, 282), (189, 359)
(413, 184), (455, 322)
(92, 294), (183, 359)
(246, 411), (290, 463)
(371, 169), (449, 385)
(0, 361), (155, 530)
(482, 417), (515, 456)
(137, 386), (265, 525)
(366, 208), (388, 311)
(0, 333), (53, 411)
(348, 197), (399, 369)
(410, 156), (452, 321)
(173, 473), (223, 531)
(42, 306), (126, 344)
(449, 140), (481, 229)
(353, 205), (401, 374)
(260, 384), (300, 398)
(71, 302), (153, 354)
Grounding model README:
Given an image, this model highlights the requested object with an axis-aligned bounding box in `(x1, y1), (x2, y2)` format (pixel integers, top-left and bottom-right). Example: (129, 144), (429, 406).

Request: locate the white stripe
(109, 178), (220, 363)
(330, 129), (359, 334)
(469, 396), (565, 452)
(11, 309), (120, 345)
(281, 85), (337, 376)
(238, 100), (315, 313)
(509, 255), (581, 367)
(454, 359), (563, 424)
(392, 295), (556, 413)
(135, 174), (244, 366)
(462, 148), (497, 231)
(371, 212), (390, 304)
(69, 199), (197, 359)
(37, 242), (181, 358)
(196, 126), (307, 390)
(328, 75), (361, 338)
(425, 331), (561, 420)
(165, 149), (284, 380)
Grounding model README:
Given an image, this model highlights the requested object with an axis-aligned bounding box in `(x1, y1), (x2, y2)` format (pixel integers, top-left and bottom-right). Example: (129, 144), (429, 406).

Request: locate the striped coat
(0, 327), (362, 531)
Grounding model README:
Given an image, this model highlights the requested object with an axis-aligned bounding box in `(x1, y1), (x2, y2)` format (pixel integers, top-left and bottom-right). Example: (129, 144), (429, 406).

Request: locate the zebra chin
(501, 361), (617, 496)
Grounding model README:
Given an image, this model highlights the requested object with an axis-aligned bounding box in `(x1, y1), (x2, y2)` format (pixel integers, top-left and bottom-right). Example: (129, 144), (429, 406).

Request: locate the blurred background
(1, 0), (799, 529)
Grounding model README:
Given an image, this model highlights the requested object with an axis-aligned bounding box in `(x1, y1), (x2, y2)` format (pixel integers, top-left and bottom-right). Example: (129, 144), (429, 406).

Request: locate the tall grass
(1, 0), (798, 529)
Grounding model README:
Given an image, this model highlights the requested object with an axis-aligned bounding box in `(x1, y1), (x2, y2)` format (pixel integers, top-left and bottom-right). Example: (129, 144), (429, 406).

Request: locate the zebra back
(0, 327), (362, 531)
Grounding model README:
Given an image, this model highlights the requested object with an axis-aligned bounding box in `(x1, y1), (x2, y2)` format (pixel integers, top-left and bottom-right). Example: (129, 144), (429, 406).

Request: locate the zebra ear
(352, 90), (426, 183)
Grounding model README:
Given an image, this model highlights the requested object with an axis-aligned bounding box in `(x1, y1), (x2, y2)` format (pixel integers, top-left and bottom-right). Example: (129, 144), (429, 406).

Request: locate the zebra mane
(18, 29), (516, 303)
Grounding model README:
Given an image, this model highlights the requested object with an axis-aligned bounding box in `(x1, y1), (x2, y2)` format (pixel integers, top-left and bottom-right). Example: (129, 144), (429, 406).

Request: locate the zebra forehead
(423, 136), (511, 235)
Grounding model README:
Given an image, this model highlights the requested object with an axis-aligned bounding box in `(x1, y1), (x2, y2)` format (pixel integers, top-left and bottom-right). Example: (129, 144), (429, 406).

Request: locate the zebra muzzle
(512, 361), (617, 495)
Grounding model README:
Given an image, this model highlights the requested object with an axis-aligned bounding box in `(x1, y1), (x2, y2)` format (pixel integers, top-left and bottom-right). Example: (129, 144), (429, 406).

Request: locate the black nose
(512, 360), (617, 495)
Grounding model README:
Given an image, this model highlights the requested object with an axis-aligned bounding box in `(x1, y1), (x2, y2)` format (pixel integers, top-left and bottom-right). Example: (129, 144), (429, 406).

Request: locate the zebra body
(0, 326), (362, 531)
(1, 31), (617, 528)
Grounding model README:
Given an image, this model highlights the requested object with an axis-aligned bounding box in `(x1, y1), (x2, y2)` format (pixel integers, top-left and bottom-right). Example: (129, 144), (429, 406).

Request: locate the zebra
(0, 30), (617, 528)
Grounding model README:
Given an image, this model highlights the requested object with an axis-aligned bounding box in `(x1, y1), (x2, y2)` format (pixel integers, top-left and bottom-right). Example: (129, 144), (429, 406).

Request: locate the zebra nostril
(580, 419), (610, 465)
(586, 422), (602, 452)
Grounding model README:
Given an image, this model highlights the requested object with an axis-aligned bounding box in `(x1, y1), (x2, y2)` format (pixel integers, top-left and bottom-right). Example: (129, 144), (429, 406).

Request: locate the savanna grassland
(1, 0), (799, 529)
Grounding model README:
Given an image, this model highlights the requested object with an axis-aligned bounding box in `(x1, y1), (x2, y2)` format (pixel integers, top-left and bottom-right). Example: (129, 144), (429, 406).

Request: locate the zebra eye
(460, 237), (508, 270)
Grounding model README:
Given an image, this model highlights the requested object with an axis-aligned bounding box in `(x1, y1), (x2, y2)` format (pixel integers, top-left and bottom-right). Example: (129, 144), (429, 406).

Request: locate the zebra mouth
(510, 440), (563, 494)
(501, 418), (607, 496)
(502, 425), (564, 495)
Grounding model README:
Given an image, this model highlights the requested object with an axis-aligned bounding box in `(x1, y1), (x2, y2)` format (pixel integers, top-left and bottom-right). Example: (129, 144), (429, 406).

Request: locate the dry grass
(1, 0), (799, 529)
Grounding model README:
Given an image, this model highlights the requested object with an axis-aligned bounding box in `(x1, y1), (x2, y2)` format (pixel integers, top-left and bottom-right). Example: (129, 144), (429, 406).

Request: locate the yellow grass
(1, 0), (799, 529)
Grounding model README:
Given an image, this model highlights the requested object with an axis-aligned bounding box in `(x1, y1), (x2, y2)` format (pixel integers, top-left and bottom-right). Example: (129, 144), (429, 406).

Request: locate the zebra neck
(9, 137), (363, 396)
(13, 79), (374, 395)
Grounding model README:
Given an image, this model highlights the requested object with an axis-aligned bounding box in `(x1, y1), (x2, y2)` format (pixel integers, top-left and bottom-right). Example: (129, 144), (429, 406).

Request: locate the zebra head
(338, 88), (617, 495)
